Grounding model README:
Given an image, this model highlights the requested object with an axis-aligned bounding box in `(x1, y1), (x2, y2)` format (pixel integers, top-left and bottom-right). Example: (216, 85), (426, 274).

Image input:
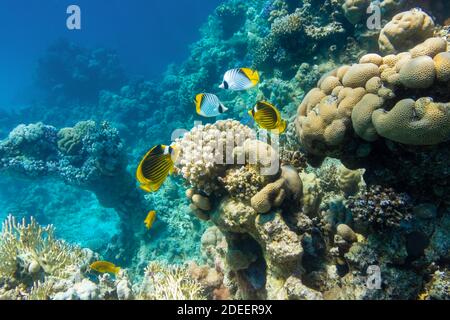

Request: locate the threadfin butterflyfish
(248, 101), (287, 134)
(194, 93), (228, 117)
(136, 144), (176, 193)
(90, 261), (121, 274)
(219, 68), (260, 90)
(144, 210), (157, 230)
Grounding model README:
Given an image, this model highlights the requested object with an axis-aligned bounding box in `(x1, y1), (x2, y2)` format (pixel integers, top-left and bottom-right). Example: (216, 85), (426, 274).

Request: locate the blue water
(0, 0), (222, 260)
(0, 0), (223, 108)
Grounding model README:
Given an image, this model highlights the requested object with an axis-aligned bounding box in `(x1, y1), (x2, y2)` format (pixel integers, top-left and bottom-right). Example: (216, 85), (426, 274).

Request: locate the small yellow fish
(90, 261), (120, 274)
(194, 93), (228, 117)
(219, 68), (260, 90)
(248, 101), (287, 133)
(136, 144), (177, 192)
(144, 210), (157, 230)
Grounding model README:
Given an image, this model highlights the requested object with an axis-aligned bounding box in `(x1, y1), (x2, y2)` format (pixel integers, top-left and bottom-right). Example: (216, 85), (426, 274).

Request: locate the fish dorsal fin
(195, 94), (204, 115)
(240, 68), (260, 85)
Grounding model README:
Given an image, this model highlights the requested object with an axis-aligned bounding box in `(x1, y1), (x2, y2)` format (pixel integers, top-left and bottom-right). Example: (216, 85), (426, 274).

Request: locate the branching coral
(137, 261), (206, 300)
(0, 215), (91, 300)
(0, 215), (87, 281)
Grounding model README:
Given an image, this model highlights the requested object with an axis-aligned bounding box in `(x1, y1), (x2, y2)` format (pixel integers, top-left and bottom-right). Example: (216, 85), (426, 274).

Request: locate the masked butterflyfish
(219, 68), (260, 90)
(90, 261), (121, 274)
(136, 144), (176, 192)
(194, 93), (228, 117)
(248, 101), (287, 134)
(144, 210), (157, 230)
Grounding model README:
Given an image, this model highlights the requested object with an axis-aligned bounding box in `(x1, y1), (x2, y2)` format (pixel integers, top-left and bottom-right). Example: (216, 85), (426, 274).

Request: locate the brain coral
(372, 98), (450, 145)
(342, 0), (370, 24)
(379, 9), (435, 54)
(295, 36), (450, 163)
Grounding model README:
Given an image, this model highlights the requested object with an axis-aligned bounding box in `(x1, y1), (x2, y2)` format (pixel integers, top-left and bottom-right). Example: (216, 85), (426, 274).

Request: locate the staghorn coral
(0, 215), (87, 281)
(0, 215), (92, 300)
(379, 9), (435, 55)
(137, 261), (206, 300)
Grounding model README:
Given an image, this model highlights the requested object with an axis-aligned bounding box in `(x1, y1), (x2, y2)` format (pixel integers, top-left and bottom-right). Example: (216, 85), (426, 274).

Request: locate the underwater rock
(0, 121), (147, 263)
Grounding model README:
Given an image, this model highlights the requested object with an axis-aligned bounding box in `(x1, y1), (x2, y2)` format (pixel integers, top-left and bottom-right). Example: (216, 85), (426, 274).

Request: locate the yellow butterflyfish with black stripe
(136, 144), (177, 192)
(144, 210), (157, 230)
(248, 101), (287, 134)
(219, 68), (260, 90)
(90, 261), (120, 275)
(194, 93), (228, 117)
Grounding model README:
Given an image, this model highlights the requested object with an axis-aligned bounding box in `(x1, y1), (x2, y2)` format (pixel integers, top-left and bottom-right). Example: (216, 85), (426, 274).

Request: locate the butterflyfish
(144, 210), (157, 230)
(219, 68), (260, 90)
(248, 101), (287, 133)
(136, 145), (176, 192)
(90, 261), (120, 274)
(194, 93), (228, 117)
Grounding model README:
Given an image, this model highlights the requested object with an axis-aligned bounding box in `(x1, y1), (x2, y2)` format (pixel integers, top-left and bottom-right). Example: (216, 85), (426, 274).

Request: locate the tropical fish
(248, 101), (287, 133)
(144, 210), (157, 230)
(219, 68), (260, 90)
(90, 261), (120, 274)
(194, 93), (228, 117)
(136, 144), (176, 192)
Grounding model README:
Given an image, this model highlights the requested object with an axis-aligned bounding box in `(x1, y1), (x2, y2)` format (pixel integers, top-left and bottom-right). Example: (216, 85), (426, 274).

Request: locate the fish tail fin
(139, 184), (153, 193)
(148, 181), (164, 192)
(241, 68), (260, 86)
(114, 267), (121, 274)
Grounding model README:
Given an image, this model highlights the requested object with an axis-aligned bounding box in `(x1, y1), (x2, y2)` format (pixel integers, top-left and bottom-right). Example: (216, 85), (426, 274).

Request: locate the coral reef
(379, 9), (435, 54)
(137, 261), (206, 300)
(295, 35), (450, 199)
(346, 185), (413, 231)
(1, 0), (450, 301)
(35, 39), (126, 104)
(0, 121), (147, 262)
